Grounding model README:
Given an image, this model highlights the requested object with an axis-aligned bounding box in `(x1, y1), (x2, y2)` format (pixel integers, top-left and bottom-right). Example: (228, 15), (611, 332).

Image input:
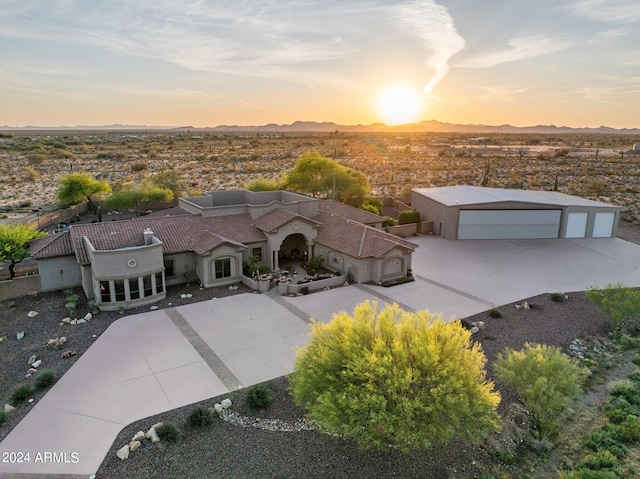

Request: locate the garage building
(412, 186), (620, 240)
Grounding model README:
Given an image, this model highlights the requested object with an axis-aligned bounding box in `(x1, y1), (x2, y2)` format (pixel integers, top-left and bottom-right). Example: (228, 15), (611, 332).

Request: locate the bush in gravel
(617, 416), (640, 443)
(34, 369), (57, 390)
(291, 301), (500, 451)
(583, 425), (628, 459)
(603, 396), (638, 424)
(586, 283), (640, 337)
(10, 383), (32, 405)
(187, 407), (215, 428)
(608, 380), (640, 406)
(156, 423), (181, 444)
(550, 292), (567, 302)
(577, 449), (619, 472)
(494, 343), (587, 436)
(244, 385), (274, 411)
(488, 309), (503, 319)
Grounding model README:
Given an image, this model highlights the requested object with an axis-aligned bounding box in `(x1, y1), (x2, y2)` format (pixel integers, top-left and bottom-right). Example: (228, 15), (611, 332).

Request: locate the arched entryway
(275, 233), (312, 270)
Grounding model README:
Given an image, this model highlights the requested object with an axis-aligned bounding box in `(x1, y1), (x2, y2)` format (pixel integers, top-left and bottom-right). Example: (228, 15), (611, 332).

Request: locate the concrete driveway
(2, 236), (640, 476)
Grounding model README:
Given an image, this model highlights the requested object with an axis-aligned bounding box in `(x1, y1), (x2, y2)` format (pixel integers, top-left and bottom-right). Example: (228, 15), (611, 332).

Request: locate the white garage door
(458, 210), (561, 240)
(565, 212), (588, 238)
(593, 212), (615, 238)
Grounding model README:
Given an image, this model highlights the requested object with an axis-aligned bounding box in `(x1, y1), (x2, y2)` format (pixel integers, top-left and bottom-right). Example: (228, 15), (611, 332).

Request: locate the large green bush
(290, 301), (501, 451)
(586, 284), (640, 337)
(494, 343), (587, 435)
(398, 210), (420, 225)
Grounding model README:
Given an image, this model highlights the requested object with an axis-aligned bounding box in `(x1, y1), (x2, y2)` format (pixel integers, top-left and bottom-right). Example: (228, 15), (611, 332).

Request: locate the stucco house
(31, 190), (417, 310)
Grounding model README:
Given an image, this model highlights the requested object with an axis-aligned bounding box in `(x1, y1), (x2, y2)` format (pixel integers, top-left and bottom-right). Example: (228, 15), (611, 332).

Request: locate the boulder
(28, 354), (37, 365)
(0, 335), (8, 343)
(61, 317), (72, 324)
(151, 421), (164, 430)
(116, 445), (130, 460)
(523, 301), (530, 310)
(132, 431), (145, 442)
(221, 398), (232, 409)
(129, 440), (141, 451)
(4, 404), (15, 414)
(76, 318), (86, 324)
(470, 326), (480, 334)
(146, 427), (160, 443)
(70, 319), (78, 325)
(16, 331), (25, 340)
(213, 403), (224, 414)
(62, 350), (77, 359)
(149, 306), (159, 310)
(27, 368), (38, 375)
(27, 311), (38, 318)
(31, 359), (42, 369)
(83, 313), (92, 321)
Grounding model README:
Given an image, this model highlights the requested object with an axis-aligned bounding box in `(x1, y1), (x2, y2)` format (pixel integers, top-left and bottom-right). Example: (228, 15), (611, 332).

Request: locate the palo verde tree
(245, 177), (280, 192)
(0, 224), (47, 279)
(281, 152), (369, 201)
(290, 301), (501, 451)
(586, 283), (640, 337)
(56, 172), (111, 212)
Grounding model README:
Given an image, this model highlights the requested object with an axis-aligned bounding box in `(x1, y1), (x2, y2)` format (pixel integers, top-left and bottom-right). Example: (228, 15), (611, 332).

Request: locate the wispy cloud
(458, 34), (572, 68)
(567, 0), (640, 23)
(392, 0), (465, 94)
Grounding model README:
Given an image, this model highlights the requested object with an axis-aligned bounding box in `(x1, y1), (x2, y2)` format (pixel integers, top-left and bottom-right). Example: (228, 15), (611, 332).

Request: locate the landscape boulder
(116, 445), (130, 460)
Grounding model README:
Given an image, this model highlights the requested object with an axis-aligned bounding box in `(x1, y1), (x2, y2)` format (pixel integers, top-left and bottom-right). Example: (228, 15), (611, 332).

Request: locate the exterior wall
(197, 244), (244, 288)
(163, 252), (196, 287)
(264, 220), (318, 271)
(0, 276), (41, 301)
(561, 206), (620, 238)
(385, 223), (418, 238)
(38, 256), (82, 292)
(411, 192), (448, 236)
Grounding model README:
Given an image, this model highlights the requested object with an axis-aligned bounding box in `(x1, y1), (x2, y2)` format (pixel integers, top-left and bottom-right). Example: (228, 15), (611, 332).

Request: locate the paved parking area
(3, 236), (640, 476)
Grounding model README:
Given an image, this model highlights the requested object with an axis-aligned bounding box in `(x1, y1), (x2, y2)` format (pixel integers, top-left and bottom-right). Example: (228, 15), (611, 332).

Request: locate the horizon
(2, 1), (639, 129)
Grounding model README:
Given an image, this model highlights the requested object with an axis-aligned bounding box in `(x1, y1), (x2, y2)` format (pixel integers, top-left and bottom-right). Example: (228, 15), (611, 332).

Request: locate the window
(129, 278), (140, 300)
(155, 272), (164, 293)
(114, 280), (126, 302)
(164, 259), (175, 277)
(215, 258), (232, 279)
(251, 248), (262, 261)
(100, 281), (111, 302)
(143, 275), (153, 297)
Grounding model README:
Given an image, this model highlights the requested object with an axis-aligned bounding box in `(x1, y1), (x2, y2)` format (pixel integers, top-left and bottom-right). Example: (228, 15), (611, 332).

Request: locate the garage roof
(413, 185), (618, 208)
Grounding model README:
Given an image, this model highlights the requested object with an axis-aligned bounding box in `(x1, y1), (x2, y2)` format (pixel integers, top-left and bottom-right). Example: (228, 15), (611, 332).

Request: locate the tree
(151, 170), (185, 199)
(494, 343), (587, 435)
(245, 177), (280, 192)
(290, 301), (501, 451)
(104, 182), (173, 214)
(0, 224), (47, 279)
(57, 173), (111, 211)
(586, 283), (640, 337)
(281, 152), (370, 200)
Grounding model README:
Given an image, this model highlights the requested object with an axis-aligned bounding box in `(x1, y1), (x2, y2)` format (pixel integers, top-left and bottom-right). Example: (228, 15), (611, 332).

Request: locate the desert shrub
(34, 369), (57, 390)
(130, 161), (147, 173)
(488, 309), (503, 319)
(291, 301), (500, 451)
(494, 343), (587, 435)
(561, 470), (619, 479)
(11, 383), (32, 405)
(608, 379), (640, 406)
(577, 449), (619, 471)
(156, 423), (181, 444)
(617, 416), (640, 443)
(629, 370), (640, 383)
(244, 385), (274, 411)
(187, 407), (215, 428)
(398, 210), (420, 225)
(527, 302), (542, 310)
(632, 354), (640, 367)
(586, 284), (640, 337)
(584, 425), (627, 459)
(603, 396), (638, 424)
(550, 292), (567, 302)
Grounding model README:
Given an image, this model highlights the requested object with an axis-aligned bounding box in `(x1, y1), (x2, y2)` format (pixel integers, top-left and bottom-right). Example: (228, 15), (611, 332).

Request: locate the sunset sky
(1, 1), (639, 129)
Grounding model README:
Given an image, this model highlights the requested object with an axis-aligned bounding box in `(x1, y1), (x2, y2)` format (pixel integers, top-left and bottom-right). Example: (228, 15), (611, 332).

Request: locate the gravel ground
(93, 291), (609, 479)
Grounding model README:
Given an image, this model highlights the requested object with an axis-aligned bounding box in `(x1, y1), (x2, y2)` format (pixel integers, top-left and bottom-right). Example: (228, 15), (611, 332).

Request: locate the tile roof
(314, 212), (417, 259)
(193, 232), (247, 255)
(144, 206), (194, 218)
(30, 232), (74, 258)
(316, 200), (385, 225)
(68, 214), (266, 265)
(253, 208), (320, 232)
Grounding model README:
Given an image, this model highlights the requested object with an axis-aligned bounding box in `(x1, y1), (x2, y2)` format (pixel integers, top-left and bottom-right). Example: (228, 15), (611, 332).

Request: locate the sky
(1, 0), (639, 129)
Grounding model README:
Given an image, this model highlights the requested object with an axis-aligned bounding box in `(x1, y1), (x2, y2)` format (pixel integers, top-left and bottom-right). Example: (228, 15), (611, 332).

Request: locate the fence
(18, 202), (90, 230)
(0, 275), (41, 301)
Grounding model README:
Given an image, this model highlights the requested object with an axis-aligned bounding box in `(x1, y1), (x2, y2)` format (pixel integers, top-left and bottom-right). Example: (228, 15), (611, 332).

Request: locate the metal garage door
(565, 212), (588, 238)
(458, 210), (561, 239)
(593, 212), (615, 238)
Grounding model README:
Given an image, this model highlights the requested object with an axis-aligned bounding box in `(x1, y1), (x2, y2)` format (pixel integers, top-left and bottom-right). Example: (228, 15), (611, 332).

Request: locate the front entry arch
(275, 233), (312, 270)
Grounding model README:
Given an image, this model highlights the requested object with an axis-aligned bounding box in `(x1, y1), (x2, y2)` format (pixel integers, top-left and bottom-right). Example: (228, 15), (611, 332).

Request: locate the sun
(376, 85), (424, 125)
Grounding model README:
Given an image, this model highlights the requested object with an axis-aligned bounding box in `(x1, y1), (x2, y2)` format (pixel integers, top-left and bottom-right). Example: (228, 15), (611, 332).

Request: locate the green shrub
(603, 396), (638, 424)
(244, 385), (274, 411)
(617, 416), (640, 443)
(550, 292), (567, 302)
(608, 379), (640, 406)
(187, 407), (215, 428)
(494, 343), (587, 435)
(562, 470), (619, 479)
(584, 425), (628, 458)
(629, 370), (640, 383)
(615, 334), (640, 350)
(577, 449), (618, 471)
(398, 210), (420, 225)
(156, 423), (181, 444)
(10, 384), (32, 405)
(34, 369), (57, 390)
(633, 354), (640, 367)
(586, 284), (640, 337)
(488, 309), (503, 319)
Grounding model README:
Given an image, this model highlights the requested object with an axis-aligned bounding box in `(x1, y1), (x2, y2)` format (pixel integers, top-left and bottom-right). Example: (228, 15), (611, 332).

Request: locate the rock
(475, 321), (486, 329)
(149, 306), (159, 310)
(16, 331), (25, 340)
(514, 304), (522, 310)
(116, 445), (130, 460)
(0, 335), (8, 343)
(180, 294), (187, 299)
(221, 398), (232, 409)
(28, 354), (37, 365)
(31, 359), (42, 369)
(523, 301), (530, 310)
(146, 427), (160, 443)
(132, 431), (145, 442)
(61, 317), (72, 324)
(470, 326), (480, 334)
(70, 319), (78, 325)
(27, 368), (38, 375)
(4, 404), (15, 414)
(76, 318), (86, 324)
(83, 312), (92, 321)
(213, 403), (224, 414)
(27, 311), (38, 318)
(59, 336), (67, 346)
(62, 350), (77, 359)
(129, 440), (141, 451)
(47, 339), (57, 346)
(186, 293), (193, 298)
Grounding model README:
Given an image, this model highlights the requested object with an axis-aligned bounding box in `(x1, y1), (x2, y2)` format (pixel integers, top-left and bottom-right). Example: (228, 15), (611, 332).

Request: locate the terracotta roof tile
(30, 232), (73, 258)
(317, 200), (385, 225)
(254, 208), (320, 232)
(193, 232), (247, 255)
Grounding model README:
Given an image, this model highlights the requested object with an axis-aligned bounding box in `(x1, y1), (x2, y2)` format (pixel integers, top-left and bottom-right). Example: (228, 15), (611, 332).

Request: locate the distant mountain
(2, 121), (639, 134)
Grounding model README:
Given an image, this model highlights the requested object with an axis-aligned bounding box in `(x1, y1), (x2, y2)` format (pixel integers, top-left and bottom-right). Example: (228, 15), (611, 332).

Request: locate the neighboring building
(31, 190), (416, 310)
(412, 185), (620, 240)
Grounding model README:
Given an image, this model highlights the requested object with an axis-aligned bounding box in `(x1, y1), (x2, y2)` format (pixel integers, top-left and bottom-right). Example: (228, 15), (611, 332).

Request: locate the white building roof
(413, 185), (618, 208)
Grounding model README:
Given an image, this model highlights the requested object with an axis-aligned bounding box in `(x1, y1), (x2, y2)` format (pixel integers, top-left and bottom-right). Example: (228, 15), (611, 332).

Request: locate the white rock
(221, 398), (232, 409)
(129, 440), (141, 451)
(132, 431), (145, 442)
(28, 398), (33, 403)
(83, 313), (92, 321)
(149, 306), (159, 310)
(213, 403), (224, 414)
(27, 368), (38, 375)
(523, 301), (530, 310)
(70, 319), (78, 325)
(16, 331), (25, 340)
(151, 421), (164, 430)
(89, 475), (96, 479)
(186, 293), (193, 298)
(59, 336), (67, 345)
(470, 326), (480, 334)
(146, 427), (160, 443)
(32, 359), (42, 369)
(4, 404), (16, 414)
(116, 444), (130, 460)
(180, 294), (187, 299)
(28, 354), (37, 365)
(76, 318), (86, 324)
(61, 317), (72, 324)
(475, 321), (486, 329)
(514, 304), (522, 310)
(47, 338), (57, 346)
(27, 311), (38, 318)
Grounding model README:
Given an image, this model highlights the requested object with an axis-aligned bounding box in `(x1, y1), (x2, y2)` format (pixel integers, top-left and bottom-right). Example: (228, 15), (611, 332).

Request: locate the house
(412, 185), (620, 240)
(31, 190), (417, 310)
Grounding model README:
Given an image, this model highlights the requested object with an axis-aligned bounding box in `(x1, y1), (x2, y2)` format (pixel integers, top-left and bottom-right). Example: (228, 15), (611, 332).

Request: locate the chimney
(143, 227), (154, 245)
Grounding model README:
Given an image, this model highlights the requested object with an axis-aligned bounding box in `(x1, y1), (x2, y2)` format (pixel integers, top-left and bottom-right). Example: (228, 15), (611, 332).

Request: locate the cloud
(458, 34), (572, 68)
(567, 0), (640, 23)
(391, 1), (465, 94)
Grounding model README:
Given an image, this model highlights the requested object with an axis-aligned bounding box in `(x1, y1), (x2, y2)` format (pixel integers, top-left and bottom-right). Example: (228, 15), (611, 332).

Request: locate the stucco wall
(198, 244), (244, 288)
(0, 276), (41, 301)
(38, 256), (82, 292)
